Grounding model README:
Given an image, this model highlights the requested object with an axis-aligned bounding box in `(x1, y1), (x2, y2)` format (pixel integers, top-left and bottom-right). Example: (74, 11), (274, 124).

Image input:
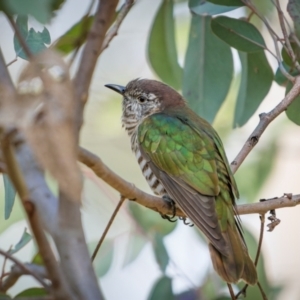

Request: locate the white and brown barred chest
(128, 128), (166, 196)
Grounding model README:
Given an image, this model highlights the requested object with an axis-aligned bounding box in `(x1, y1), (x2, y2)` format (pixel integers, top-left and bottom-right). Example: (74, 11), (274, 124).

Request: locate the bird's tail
(208, 222), (257, 285)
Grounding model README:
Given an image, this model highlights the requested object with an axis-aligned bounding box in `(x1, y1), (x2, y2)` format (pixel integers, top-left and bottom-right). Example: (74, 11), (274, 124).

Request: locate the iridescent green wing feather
(138, 110), (230, 253)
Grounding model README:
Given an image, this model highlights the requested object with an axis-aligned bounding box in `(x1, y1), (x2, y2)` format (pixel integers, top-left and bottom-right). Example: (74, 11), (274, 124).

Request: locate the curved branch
(231, 76), (300, 173)
(78, 147), (300, 216)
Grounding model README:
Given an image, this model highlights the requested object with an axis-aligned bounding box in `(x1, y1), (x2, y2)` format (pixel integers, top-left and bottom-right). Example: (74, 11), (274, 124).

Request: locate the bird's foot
(179, 217), (194, 227)
(160, 195), (177, 222)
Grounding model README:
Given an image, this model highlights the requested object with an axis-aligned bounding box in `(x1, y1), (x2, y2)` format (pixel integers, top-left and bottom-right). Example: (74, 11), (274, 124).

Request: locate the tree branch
(231, 76), (300, 173)
(0, 263), (47, 292)
(100, 0), (135, 53)
(0, 251), (48, 292)
(78, 147), (300, 217)
(74, 0), (119, 126)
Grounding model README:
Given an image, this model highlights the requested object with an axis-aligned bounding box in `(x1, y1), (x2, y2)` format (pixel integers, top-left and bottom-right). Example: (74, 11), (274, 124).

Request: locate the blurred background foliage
(1, 0), (300, 299)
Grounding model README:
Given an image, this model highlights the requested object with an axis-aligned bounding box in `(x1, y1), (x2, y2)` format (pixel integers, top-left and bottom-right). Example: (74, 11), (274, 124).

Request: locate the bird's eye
(138, 96), (147, 103)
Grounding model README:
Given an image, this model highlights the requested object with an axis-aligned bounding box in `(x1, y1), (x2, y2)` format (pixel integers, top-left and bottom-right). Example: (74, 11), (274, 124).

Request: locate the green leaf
(189, 0), (240, 15)
(183, 15), (233, 123)
(211, 17), (266, 52)
(234, 51), (273, 127)
(148, 0), (182, 90)
(153, 233), (169, 273)
(286, 81), (300, 125)
(88, 239), (114, 277)
(3, 0), (57, 23)
(128, 202), (177, 236)
(208, 0), (243, 6)
(281, 41), (300, 68)
(235, 139), (277, 202)
(0, 293), (11, 299)
(14, 288), (47, 298)
(54, 15), (94, 55)
(147, 276), (175, 300)
(3, 175), (16, 220)
(14, 16), (51, 60)
(287, 0), (300, 38)
(123, 233), (147, 267)
(31, 253), (44, 265)
(9, 228), (32, 255)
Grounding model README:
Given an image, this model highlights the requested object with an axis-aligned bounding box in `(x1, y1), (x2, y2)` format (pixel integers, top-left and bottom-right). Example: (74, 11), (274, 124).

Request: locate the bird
(105, 78), (257, 285)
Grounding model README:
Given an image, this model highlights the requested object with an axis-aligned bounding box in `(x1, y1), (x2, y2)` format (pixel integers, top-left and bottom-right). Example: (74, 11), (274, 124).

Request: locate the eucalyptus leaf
(88, 239), (114, 277)
(189, 0), (240, 15)
(286, 81), (300, 125)
(54, 15), (94, 55)
(9, 228), (32, 255)
(287, 0), (300, 38)
(211, 16), (266, 52)
(234, 51), (273, 127)
(148, 0), (182, 90)
(3, 175), (16, 220)
(147, 276), (175, 300)
(14, 16), (51, 60)
(2, 0), (63, 23)
(183, 15), (233, 123)
(31, 252), (44, 265)
(153, 233), (169, 273)
(123, 233), (148, 267)
(14, 288), (47, 298)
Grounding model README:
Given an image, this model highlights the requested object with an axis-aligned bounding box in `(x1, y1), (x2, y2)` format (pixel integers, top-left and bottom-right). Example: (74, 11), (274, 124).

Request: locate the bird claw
(179, 217), (194, 227)
(160, 195), (177, 222)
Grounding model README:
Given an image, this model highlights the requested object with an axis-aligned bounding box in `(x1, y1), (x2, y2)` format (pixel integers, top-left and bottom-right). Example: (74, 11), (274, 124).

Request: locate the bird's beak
(105, 84), (125, 95)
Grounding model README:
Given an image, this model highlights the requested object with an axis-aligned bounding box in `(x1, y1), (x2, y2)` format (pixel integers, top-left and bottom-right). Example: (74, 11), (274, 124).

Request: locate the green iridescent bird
(105, 79), (257, 285)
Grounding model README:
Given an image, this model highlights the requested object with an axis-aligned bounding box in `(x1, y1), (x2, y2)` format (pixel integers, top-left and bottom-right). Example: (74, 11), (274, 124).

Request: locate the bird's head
(105, 79), (185, 125)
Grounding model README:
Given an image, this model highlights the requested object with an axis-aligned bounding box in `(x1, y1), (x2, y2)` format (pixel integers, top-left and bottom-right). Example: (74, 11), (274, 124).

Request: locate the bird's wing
(138, 112), (230, 253)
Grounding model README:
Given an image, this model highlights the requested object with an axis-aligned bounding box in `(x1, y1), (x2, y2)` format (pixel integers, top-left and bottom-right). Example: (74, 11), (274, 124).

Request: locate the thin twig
(6, 57), (18, 67)
(227, 283), (236, 300)
(235, 214), (266, 298)
(242, 0), (295, 82)
(257, 281), (268, 300)
(0, 263), (47, 292)
(231, 76), (300, 173)
(91, 195), (126, 261)
(0, 249), (49, 291)
(275, 0), (300, 72)
(100, 0), (135, 53)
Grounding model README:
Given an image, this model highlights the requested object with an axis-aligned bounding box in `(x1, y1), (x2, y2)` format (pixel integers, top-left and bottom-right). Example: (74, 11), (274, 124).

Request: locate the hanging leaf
(147, 276), (175, 300)
(152, 233), (169, 273)
(183, 15), (233, 123)
(287, 0), (300, 38)
(189, 0), (240, 15)
(234, 51), (273, 127)
(14, 16), (51, 60)
(3, 175), (16, 220)
(54, 15), (94, 55)
(9, 228), (32, 255)
(128, 202), (177, 236)
(14, 288), (47, 298)
(123, 233), (148, 267)
(148, 0), (182, 90)
(274, 62), (297, 87)
(88, 239), (114, 277)
(286, 81), (300, 125)
(211, 17), (266, 52)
